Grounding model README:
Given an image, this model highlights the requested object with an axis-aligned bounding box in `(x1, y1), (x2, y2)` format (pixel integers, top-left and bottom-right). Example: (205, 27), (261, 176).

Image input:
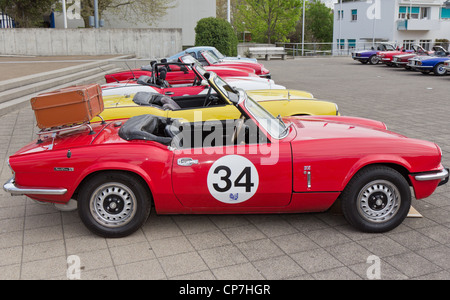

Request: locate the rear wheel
(341, 166), (411, 233)
(78, 172), (152, 238)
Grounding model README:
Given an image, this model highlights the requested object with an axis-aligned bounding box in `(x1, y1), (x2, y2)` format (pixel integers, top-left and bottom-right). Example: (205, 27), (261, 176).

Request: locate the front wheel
(368, 55), (379, 65)
(78, 172), (152, 238)
(341, 166), (411, 233)
(433, 63), (447, 76)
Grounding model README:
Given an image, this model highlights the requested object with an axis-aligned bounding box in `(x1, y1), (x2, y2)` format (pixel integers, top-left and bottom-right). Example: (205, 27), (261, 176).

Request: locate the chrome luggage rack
(36, 115), (105, 146)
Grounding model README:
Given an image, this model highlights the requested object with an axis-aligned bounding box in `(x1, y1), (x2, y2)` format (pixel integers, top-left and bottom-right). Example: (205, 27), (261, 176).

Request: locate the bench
(248, 47), (287, 60)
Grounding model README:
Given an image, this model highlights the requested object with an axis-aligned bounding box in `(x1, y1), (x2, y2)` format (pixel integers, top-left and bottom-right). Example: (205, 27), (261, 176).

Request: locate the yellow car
(93, 74), (338, 123)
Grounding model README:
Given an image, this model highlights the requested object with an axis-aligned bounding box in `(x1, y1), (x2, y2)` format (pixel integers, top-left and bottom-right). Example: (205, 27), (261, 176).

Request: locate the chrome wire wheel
(89, 182), (137, 228)
(357, 180), (401, 223)
(369, 55), (379, 65)
(434, 63), (447, 76)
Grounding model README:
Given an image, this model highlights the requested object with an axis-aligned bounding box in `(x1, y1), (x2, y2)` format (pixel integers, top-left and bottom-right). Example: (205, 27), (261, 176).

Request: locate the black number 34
(213, 166), (254, 193)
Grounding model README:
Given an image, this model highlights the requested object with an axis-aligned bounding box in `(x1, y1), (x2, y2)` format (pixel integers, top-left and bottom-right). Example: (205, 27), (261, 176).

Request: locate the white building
(54, 0), (216, 46)
(333, 0), (450, 52)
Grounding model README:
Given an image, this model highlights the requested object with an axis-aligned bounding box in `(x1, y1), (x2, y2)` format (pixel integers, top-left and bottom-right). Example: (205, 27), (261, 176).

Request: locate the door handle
(177, 158), (199, 166)
(165, 91), (175, 96)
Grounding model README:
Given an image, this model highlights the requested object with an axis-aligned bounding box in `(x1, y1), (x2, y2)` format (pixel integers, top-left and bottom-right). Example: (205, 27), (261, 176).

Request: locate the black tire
(78, 172), (152, 238)
(432, 63), (447, 76)
(341, 166), (411, 233)
(368, 55), (379, 65)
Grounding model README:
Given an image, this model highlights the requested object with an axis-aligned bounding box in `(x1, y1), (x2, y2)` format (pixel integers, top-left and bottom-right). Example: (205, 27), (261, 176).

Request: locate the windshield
(209, 49), (225, 60)
(243, 91), (289, 139)
(180, 55), (199, 65)
(194, 64), (207, 77)
(201, 51), (220, 64)
(212, 75), (239, 103)
(207, 73), (288, 139)
(384, 44), (396, 51)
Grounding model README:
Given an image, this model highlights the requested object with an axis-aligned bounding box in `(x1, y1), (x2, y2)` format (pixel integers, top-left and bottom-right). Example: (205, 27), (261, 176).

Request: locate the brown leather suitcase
(31, 84), (104, 129)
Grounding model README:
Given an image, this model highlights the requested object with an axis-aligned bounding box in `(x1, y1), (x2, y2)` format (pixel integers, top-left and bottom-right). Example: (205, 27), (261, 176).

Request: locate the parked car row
(3, 45), (448, 238)
(353, 43), (450, 76)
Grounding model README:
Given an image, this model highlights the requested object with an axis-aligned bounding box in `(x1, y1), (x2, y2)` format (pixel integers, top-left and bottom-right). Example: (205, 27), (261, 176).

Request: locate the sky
(321, 0), (336, 8)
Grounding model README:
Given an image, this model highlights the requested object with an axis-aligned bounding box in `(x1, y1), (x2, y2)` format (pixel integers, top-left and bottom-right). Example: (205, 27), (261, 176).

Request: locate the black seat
(160, 97), (181, 110)
(132, 92), (180, 110)
(157, 67), (171, 88)
(118, 114), (173, 145)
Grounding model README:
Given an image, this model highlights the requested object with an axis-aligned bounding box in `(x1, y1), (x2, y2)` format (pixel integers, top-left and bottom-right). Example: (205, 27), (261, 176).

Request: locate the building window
(337, 10), (344, 20)
(420, 7), (430, 19)
(420, 40), (431, 50)
(348, 39), (356, 49)
(399, 6), (420, 19)
(403, 40), (415, 50)
(337, 39), (345, 50)
(441, 8), (450, 19)
(351, 9), (357, 21)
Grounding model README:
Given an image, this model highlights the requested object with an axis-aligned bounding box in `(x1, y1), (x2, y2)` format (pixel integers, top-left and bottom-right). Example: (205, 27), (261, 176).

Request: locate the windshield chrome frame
(240, 90), (289, 140)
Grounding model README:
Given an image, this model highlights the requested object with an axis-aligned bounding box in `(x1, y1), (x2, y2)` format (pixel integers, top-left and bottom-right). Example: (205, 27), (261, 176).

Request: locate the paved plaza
(0, 57), (449, 280)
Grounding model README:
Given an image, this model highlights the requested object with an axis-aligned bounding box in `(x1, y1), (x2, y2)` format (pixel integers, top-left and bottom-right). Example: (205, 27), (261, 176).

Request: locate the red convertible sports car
(377, 47), (414, 66)
(105, 58), (258, 84)
(3, 72), (448, 238)
(194, 50), (271, 78)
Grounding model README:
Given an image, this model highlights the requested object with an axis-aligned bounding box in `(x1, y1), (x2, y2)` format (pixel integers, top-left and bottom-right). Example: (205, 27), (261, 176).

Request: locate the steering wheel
(231, 116), (245, 145)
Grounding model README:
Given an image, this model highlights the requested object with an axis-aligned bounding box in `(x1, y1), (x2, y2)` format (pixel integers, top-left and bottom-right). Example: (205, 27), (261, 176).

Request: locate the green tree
(234, 0), (302, 44)
(195, 17), (238, 56)
(289, 0), (333, 44)
(304, 0), (333, 43)
(0, 0), (58, 27)
(78, 0), (176, 28)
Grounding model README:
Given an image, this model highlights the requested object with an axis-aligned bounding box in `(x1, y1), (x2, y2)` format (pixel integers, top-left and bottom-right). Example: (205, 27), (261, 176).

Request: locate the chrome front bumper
(414, 168), (449, 186)
(3, 177), (67, 196)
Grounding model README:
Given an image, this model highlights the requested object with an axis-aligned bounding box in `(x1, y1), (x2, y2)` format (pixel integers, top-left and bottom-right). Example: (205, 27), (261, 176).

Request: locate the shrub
(195, 17), (238, 56)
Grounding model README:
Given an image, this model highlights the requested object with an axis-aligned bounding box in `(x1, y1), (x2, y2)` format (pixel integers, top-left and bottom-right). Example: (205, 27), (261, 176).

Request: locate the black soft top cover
(118, 114), (174, 145)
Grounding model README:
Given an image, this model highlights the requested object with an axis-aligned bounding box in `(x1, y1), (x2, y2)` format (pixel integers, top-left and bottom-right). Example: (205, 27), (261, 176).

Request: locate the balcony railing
(397, 19), (440, 31)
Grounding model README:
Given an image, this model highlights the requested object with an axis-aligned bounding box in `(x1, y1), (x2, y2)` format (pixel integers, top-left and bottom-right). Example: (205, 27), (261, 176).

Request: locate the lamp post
(228, 0), (231, 23)
(338, 0), (342, 55)
(94, 0), (99, 28)
(301, 0), (306, 56)
(62, 0), (67, 28)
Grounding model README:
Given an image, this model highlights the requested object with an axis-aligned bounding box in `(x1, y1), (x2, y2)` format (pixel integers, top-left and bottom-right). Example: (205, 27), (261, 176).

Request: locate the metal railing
(275, 42), (400, 57)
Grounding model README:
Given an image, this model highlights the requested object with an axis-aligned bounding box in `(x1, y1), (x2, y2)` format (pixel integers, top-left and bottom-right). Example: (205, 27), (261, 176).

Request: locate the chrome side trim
(414, 168), (449, 182)
(3, 177), (67, 196)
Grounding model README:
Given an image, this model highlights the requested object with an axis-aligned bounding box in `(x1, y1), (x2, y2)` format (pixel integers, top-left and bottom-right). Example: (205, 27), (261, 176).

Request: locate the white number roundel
(207, 155), (259, 204)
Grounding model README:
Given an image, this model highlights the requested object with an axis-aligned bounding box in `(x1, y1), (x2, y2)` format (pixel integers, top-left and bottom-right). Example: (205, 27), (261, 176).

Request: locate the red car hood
(284, 115), (392, 135)
(285, 116), (441, 192)
(282, 115), (441, 157)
